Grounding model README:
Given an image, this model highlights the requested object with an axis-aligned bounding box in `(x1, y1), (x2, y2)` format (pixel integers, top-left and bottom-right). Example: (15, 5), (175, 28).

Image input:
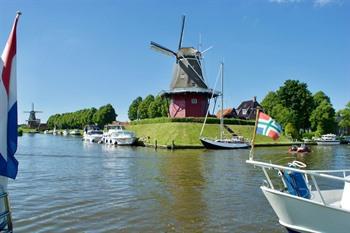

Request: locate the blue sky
(0, 0), (349, 123)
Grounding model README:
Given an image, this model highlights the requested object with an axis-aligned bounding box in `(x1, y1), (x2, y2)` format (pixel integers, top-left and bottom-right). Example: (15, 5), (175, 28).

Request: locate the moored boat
(200, 137), (250, 149)
(102, 124), (136, 146)
(69, 129), (81, 136)
(199, 62), (250, 149)
(83, 125), (103, 143)
(315, 134), (340, 145)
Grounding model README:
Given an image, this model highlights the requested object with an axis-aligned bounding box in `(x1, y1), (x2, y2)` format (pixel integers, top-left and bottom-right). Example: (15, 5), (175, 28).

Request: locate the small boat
(69, 129), (81, 136)
(200, 136), (250, 149)
(62, 130), (68, 136)
(315, 134), (340, 145)
(199, 62), (250, 149)
(102, 124), (136, 146)
(288, 144), (311, 153)
(83, 125), (103, 143)
(247, 159), (350, 233)
(53, 127), (58, 135)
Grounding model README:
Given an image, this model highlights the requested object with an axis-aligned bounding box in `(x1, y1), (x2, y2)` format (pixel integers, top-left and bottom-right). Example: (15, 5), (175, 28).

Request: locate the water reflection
(157, 150), (207, 232)
(7, 134), (350, 232)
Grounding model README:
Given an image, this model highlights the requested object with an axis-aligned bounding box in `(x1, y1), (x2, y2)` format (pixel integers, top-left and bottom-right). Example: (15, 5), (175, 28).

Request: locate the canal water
(8, 134), (350, 232)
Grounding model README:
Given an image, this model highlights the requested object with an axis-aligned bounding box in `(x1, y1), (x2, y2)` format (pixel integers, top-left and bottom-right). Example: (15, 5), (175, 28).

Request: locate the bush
(302, 132), (315, 139)
(130, 117), (255, 125)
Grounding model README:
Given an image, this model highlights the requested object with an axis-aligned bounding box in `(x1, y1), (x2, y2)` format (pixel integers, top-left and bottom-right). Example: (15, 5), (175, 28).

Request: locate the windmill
(24, 103), (42, 129)
(150, 15), (219, 118)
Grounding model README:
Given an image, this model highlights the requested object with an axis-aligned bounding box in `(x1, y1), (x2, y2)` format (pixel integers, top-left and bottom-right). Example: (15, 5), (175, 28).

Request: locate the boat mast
(220, 62), (224, 140)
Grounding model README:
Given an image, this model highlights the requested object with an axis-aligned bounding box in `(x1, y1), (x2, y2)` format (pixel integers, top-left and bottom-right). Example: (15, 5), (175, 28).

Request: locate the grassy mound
(126, 122), (291, 147)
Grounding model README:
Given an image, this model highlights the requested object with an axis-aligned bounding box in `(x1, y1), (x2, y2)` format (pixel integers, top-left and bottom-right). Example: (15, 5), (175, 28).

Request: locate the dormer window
(242, 109), (247, 115)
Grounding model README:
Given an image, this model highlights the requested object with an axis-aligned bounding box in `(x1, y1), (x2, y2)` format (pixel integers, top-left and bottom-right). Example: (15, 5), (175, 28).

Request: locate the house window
(191, 98), (198, 104)
(242, 109), (247, 115)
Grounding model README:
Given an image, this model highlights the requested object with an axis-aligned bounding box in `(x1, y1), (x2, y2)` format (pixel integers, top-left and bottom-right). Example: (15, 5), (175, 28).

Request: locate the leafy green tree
(309, 100), (336, 135)
(338, 102), (350, 133)
(313, 91), (331, 107)
(276, 80), (314, 130)
(285, 122), (298, 139)
(160, 98), (169, 117)
(148, 96), (169, 118)
(93, 104), (117, 128)
(261, 91), (279, 116)
(138, 95), (155, 119)
(270, 104), (297, 128)
(128, 97), (142, 121)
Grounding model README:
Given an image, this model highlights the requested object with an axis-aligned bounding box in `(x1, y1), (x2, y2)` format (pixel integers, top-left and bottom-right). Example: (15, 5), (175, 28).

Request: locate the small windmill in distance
(24, 103), (42, 129)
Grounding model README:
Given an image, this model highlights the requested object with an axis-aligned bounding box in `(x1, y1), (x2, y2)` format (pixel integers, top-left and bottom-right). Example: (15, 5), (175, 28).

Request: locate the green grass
(126, 122), (291, 146)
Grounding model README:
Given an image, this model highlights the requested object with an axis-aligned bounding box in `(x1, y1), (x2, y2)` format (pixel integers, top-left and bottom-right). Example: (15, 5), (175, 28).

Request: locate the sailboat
(199, 62), (250, 149)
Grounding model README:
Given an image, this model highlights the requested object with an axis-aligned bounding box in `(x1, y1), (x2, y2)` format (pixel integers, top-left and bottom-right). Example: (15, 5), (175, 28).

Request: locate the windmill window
(191, 98), (198, 104)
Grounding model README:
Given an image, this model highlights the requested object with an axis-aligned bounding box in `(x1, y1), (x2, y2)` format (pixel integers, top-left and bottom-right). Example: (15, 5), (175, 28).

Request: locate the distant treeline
(47, 104), (117, 129)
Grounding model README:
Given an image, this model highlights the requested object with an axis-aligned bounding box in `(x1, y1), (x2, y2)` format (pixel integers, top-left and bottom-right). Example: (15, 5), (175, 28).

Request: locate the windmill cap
(177, 47), (201, 57)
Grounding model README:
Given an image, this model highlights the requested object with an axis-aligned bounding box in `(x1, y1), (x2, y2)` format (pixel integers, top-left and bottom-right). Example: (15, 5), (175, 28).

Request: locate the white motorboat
(247, 159), (350, 233)
(199, 62), (250, 149)
(102, 124), (136, 146)
(62, 130), (68, 136)
(69, 129), (81, 136)
(315, 134), (340, 145)
(83, 125), (103, 143)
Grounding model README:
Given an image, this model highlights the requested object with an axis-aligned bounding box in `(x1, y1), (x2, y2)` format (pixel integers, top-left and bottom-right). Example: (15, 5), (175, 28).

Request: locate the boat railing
(246, 159), (350, 207)
(0, 192), (13, 232)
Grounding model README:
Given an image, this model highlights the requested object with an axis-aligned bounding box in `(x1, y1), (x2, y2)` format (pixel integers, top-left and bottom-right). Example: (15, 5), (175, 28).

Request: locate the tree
(313, 91), (331, 107)
(338, 102), (350, 134)
(93, 104), (117, 128)
(148, 96), (169, 118)
(270, 104), (297, 128)
(309, 100), (336, 135)
(128, 97), (142, 121)
(285, 122), (298, 139)
(261, 91), (279, 116)
(276, 80), (314, 130)
(138, 95), (155, 119)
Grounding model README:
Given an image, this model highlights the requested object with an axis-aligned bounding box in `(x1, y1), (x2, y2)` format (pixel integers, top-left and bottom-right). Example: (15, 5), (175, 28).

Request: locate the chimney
(253, 96), (257, 102)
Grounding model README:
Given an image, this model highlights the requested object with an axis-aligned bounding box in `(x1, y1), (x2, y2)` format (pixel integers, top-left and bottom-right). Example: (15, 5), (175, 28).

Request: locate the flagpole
(249, 108), (260, 160)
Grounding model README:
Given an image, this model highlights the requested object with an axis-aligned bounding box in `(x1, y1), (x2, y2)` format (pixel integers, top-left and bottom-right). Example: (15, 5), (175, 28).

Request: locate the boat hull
(261, 186), (350, 233)
(200, 138), (250, 149)
(316, 140), (340, 145)
(83, 135), (103, 143)
(103, 136), (136, 146)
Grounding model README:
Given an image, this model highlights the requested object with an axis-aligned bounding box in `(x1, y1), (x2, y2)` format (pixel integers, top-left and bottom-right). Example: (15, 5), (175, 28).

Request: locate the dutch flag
(0, 12), (21, 180)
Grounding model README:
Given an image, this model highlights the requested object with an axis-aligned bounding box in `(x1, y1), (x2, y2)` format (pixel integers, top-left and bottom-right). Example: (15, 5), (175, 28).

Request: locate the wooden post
(155, 139), (157, 150)
(171, 140), (175, 150)
(249, 109), (260, 160)
(4, 193), (13, 232)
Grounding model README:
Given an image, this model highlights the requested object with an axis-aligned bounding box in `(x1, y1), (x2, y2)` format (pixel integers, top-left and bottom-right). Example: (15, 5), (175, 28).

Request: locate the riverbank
(126, 122), (292, 149)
